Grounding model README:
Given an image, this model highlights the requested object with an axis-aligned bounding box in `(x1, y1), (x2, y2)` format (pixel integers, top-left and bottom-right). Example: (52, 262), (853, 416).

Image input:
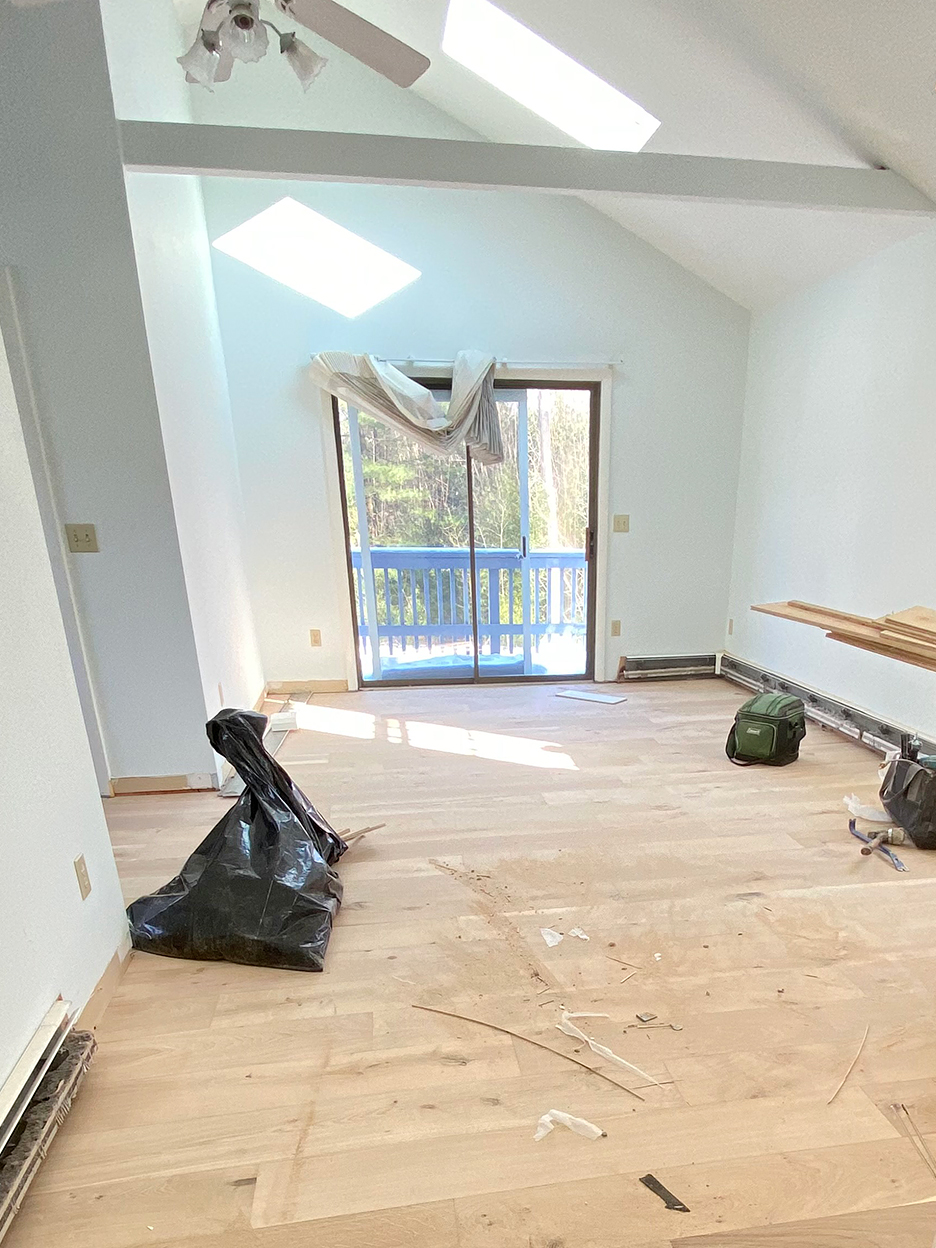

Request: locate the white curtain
(308, 349), (503, 465)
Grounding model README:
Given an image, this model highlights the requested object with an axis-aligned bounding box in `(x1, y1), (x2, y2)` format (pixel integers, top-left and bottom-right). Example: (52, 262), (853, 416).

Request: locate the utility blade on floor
(639, 1173), (690, 1212)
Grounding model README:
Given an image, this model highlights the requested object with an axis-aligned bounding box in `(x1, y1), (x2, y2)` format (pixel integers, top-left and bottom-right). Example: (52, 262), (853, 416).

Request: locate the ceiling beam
(119, 122), (936, 214)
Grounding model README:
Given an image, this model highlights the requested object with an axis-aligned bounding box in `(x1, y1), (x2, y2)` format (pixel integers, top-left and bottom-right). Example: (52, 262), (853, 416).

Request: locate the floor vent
(617, 654), (717, 681)
(0, 1022), (94, 1242)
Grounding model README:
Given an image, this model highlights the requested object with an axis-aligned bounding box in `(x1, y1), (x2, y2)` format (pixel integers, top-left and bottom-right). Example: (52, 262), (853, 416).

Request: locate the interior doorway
(334, 380), (599, 686)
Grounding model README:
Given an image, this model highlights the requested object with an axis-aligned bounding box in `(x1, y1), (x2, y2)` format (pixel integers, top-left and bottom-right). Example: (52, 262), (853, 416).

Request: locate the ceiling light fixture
(211, 197), (422, 318)
(442, 0), (661, 152)
(179, 0), (325, 90)
(178, 0), (429, 92)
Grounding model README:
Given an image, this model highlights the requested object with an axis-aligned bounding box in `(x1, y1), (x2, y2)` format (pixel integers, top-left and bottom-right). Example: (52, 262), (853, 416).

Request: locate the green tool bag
(726, 692), (806, 766)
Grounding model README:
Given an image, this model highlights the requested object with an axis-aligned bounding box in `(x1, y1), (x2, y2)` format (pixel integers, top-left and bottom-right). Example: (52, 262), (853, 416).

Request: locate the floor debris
(568, 927), (590, 941)
(556, 689), (627, 705)
(541, 928), (564, 947)
(533, 1110), (606, 1141)
(639, 1174), (690, 1212)
(557, 1012), (663, 1088)
(412, 1004), (645, 1100)
(827, 1024), (870, 1104)
(843, 794), (891, 822)
(636, 1013), (657, 1023)
(893, 1103), (936, 1180)
(343, 823), (387, 847)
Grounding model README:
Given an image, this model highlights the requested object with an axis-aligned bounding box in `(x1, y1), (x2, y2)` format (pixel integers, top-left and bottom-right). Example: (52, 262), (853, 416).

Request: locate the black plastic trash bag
(127, 708), (348, 971)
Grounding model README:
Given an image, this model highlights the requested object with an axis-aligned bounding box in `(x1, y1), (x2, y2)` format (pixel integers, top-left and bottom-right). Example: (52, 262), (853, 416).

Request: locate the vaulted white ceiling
(168, 0), (936, 308)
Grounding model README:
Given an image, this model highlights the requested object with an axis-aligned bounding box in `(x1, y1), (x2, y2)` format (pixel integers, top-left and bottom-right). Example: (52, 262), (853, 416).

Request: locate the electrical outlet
(309, 629), (322, 647)
(65, 523), (99, 553)
(74, 854), (92, 900)
(727, 618), (734, 636)
(612, 514), (630, 533)
(610, 619), (622, 637)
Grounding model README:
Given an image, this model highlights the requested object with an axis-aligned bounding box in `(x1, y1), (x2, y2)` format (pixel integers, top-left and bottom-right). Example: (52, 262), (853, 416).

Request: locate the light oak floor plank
(7, 679), (935, 1248)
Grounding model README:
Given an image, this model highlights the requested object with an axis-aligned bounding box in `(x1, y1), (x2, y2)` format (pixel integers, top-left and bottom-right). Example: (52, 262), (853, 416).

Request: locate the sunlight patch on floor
(402, 719), (577, 770)
(294, 703), (377, 739)
(293, 703), (576, 769)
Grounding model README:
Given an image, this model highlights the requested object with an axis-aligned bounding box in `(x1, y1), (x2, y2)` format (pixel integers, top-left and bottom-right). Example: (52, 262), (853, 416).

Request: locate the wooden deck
(9, 680), (936, 1247)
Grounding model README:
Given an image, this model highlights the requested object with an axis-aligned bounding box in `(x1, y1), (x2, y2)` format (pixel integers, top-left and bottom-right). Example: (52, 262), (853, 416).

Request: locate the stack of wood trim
(752, 601), (936, 673)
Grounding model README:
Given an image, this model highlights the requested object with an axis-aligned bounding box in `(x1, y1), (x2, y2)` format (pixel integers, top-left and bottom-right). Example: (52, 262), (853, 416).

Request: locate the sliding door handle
(586, 528), (596, 562)
(521, 536), (528, 558)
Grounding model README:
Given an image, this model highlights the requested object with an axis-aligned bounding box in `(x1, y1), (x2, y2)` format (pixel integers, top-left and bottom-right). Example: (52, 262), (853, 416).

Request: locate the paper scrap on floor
(541, 927), (563, 947)
(568, 927), (590, 941)
(534, 1109), (605, 1141)
(557, 690), (627, 705)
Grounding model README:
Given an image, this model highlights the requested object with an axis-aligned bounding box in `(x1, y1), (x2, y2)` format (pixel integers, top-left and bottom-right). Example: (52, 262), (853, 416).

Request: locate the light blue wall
(203, 175), (750, 678)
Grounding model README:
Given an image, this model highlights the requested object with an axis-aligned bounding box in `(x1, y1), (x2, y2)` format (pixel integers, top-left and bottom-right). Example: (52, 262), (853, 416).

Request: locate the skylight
(212, 198), (421, 318)
(442, 0), (661, 152)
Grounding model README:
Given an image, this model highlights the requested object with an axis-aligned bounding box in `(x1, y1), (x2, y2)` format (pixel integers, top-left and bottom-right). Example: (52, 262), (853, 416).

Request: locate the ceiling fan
(178, 0), (431, 91)
(7, 0), (429, 91)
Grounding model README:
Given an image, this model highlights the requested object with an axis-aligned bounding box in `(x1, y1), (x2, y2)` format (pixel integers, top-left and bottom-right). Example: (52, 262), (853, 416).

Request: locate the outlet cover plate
(309, 629), (322, 647)
(74, 854), (92, 900)
(612, 514), (630, 533)
(610, 620), (622, 637)
(65, 523), (99, 553)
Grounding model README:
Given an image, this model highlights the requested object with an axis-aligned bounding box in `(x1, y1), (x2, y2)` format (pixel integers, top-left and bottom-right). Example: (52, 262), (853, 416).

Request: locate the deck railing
(350, 546), (587, 660)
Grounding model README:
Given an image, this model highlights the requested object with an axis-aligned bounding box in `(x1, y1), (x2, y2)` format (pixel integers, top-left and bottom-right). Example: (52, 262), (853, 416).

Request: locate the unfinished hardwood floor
(10, 679), (936, 1248)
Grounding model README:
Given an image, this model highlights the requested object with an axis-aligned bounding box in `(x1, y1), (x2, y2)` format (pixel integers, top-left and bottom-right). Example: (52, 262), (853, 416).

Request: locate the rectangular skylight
(442, 0), (660, 151)
(212, 198), (421, 318)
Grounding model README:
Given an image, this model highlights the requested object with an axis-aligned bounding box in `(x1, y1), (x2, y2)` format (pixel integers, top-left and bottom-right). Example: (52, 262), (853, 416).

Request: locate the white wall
(125, 173), (265, 725)
(0, 320), (128, 1086)
(203, 177), (750, 680)
(104, 0), (265, 758)
(0, 0), (213, 780)
(728, 224), (936, 737)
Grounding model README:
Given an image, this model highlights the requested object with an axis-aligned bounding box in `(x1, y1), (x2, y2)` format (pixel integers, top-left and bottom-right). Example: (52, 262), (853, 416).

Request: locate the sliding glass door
(335, 381), (597, 685)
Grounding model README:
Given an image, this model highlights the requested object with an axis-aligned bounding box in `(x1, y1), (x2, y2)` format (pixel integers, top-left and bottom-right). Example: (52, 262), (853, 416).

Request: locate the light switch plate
(610, 619), (622, 637)
(612, 514), (630, 533)
(65, 523), (98, 553)
(74, 854), (92, 900)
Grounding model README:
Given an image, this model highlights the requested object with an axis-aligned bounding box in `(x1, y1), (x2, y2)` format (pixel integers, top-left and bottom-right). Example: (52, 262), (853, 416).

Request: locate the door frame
(331, 378), (601, 689)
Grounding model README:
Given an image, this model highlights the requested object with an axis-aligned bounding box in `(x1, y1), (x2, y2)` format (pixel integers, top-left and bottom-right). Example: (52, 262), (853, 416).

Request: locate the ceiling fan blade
(277, 0), (430, 88)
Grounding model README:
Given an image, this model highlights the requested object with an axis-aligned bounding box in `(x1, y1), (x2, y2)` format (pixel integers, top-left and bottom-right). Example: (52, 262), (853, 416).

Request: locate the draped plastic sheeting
(127, 708), (347, 971)
(309, 348), (503, 464)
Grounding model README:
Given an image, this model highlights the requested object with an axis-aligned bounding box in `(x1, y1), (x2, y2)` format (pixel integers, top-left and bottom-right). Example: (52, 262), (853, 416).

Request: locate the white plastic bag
(843, 794), (891, 823)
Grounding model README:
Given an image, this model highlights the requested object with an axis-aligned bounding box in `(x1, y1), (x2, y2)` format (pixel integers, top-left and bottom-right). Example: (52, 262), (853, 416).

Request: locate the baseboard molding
(617, 654), (718, 681)
(720, 652), (936, 756)
(75, 936), (132, 1033)
(265, 679), (349, 695)
(110, 772), (215, 796)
